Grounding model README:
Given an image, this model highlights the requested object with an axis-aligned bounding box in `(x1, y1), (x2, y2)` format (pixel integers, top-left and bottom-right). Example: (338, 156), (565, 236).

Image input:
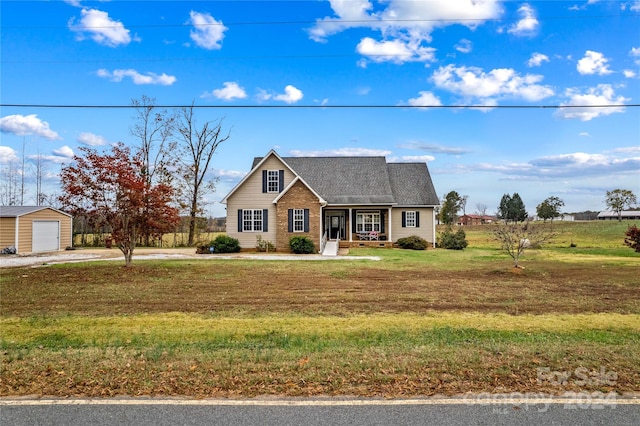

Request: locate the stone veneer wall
(275, 180), (322, 252)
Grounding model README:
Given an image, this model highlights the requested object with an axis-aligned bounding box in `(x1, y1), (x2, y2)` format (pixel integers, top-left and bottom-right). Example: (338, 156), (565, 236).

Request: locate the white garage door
(32, 221), (60, 252)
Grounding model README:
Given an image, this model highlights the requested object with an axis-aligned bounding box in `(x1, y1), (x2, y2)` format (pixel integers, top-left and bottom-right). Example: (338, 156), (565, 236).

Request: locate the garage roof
(0, 206), (72, 218)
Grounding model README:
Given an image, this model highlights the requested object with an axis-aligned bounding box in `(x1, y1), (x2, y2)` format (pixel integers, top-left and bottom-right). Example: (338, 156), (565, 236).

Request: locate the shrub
(438, 227), (468, 250)
(289, 236), (315, 254)
(396, 235), (428, 250)
(624, 225), (640, 252)
(211, 235), (241, 253)
(256, 235), (275, 252)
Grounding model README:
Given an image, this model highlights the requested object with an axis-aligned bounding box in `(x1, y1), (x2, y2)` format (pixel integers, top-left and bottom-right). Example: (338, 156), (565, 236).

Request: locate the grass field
(1, 221), (638, 397)
(73, 232), (225, 248)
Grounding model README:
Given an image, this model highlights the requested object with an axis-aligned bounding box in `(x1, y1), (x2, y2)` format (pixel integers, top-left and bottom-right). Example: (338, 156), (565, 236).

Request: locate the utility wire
(1, 103), (638, 109)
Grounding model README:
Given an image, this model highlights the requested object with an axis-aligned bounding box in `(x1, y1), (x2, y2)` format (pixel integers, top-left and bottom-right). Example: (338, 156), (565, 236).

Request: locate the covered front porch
(321, 207), (395, 249)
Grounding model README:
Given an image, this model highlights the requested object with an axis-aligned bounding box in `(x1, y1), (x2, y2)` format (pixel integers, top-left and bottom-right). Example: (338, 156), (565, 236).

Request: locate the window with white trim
(405, 211), (417, 227)
(356, 211), (380, 232)
(293, 208), (304, 232)
(243, 209), (263, 232)
(267, 170), (280, 193)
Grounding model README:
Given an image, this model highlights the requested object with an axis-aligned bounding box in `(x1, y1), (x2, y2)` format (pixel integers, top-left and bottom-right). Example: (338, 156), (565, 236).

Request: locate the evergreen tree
(497, 192), (528, 222)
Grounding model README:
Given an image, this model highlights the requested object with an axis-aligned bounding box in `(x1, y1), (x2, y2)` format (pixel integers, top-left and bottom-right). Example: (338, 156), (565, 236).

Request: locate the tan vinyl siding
(0, 217), (17, 249)
(226, 156), (296, 248)
(3, 208), (72, 253)
(391, 207), (435, 244)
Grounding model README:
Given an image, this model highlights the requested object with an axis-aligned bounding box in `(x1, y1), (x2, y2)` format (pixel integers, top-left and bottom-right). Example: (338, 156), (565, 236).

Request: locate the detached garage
(0, 206), (72, 254)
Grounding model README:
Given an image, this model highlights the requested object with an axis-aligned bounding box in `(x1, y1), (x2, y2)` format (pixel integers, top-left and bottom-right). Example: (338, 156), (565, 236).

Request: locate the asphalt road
(2, 397), (639, 426)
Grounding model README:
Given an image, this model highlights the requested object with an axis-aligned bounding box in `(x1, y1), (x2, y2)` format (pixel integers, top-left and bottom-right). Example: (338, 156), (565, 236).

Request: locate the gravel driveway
(0, 248), (379, 268)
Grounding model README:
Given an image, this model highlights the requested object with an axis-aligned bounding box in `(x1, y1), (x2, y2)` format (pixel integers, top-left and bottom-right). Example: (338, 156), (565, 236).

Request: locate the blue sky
(1, 0), (639, 218)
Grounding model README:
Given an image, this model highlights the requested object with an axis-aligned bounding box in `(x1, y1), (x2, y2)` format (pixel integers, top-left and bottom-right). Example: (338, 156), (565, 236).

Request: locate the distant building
(597, 210), (640, 220)
(457, 214), (496, 226)
(531, 214), (575, 222)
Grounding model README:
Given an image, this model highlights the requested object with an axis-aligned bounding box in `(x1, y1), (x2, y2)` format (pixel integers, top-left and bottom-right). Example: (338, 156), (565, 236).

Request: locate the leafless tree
(174, 103), (230, 246)
(31, 150), (48, 206)
(0, 159), (20, 206)
(130, 95), (176, 185)
(493, 220), (557, 268)
(475, 203), (488, 216)
(131, 95), (178, 245)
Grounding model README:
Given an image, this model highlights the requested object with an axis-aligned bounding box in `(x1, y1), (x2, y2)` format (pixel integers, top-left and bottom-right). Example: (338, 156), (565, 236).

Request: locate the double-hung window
(293, 208), (304, 232)
(405, 211), (417, 227)
(356, 211), (381, 232)
(266, 170), (280, 193)
(242, 209), (263, 232)
(401, 211), (420, 228)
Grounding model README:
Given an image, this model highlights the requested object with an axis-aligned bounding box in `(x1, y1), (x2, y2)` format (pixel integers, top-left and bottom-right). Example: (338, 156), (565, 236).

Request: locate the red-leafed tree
(59, 143), (179, 266)
(625, 225), (640, 253)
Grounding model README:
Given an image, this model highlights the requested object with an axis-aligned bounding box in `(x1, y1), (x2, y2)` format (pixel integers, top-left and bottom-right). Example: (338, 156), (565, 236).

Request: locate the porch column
(387, 207), (392, 242)
(319, 204), (323, 252)
(349, 207), (353, 242)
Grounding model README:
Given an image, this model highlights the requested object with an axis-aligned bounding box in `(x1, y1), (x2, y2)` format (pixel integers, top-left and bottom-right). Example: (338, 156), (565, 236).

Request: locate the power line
(1, 103), (638, 109)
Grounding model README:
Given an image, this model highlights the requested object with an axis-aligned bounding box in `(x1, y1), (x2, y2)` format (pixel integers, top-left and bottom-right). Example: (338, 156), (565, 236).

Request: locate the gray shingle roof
(283, 157), (396, 205)
(387, 163), (440, 206)
(0, 206), (71, 218)
(248, 152), (439, 206)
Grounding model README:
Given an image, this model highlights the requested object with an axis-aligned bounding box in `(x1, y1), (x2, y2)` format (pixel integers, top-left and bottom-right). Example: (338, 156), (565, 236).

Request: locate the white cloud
(189, 11), (227, 50)
(356, 37), (436, 65)
(0, 146), (19, 163)
(215, 169), (247, 179)
(0, 114), (61, 140)
(449, 149), (639, 180)
(68, 8), (134, 47)
(309, 0), (503, 64)
(400, 141), (471, 155)
(508, 4), (539, 36)
(397, 155), (436, 163)
(630, 47), (640, 67)
(78, 132), (108, 146)
(623, 69), (637, 78)
(579, 132), (590, 137)
(622, 1), (640, 12)
(555, 84), (629, 121)
(527, 52), (549, 67)
(257, 86), (304, 104)
(612, 146), (640, 154)
(202, 82), (247, 101)
(53, 145), (75, 158)
(97, 69), (177, 85)
(289, 147), (392, 157)
(29, 154), (71, 165)
(455, 39), (472, 54)
(577, 51), (613, 75)
(431, 65), (554, 104)
(406, 91), (442, 109)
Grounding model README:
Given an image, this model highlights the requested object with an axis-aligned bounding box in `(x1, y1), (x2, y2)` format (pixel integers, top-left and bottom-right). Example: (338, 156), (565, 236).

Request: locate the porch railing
(320, 230), (328, 254)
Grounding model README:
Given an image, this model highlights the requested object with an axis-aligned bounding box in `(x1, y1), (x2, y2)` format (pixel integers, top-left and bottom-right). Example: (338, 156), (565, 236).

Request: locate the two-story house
(221, 150), (439, 254)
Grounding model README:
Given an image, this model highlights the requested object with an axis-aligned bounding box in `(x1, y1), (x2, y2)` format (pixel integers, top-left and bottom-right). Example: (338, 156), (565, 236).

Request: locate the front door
(330, 216), (341, 239)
